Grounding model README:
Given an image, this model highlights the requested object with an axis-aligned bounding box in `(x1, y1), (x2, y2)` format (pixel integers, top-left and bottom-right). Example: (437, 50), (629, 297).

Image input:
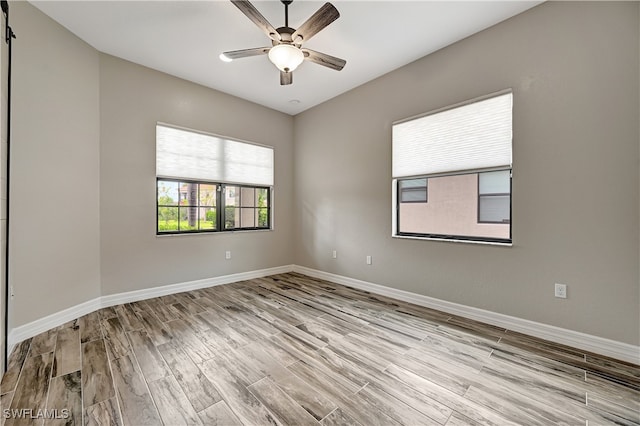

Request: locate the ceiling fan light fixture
(268, 44), (304, 73)
(219, 53), (233, 62)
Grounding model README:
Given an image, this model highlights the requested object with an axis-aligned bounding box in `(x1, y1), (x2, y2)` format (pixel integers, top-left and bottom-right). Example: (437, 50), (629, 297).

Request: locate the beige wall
(98, 55), (294, 296)
(10, 2), (101, 327)
(293, 1), (640, 345)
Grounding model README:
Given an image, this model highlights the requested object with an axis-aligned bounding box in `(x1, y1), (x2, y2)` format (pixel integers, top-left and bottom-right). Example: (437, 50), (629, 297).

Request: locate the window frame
(221, 184), (272, 232)
(156, 178), (272, 235)
(394, 168), (512, 245)
(391, 89), (513, 245)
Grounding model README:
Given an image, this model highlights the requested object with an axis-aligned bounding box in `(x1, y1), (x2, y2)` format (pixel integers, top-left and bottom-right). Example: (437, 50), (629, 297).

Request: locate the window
(156, 124), (273, 234)
(223, 185), (271, 230)
(157, 181), (217, 232)
(399, 178), (428, 203)
(478, 170), (511, 224)
(392, 91), (512, 244)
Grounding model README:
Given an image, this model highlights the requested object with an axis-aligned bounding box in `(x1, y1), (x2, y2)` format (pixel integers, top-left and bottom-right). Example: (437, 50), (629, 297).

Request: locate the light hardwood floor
(0, 272), (638, 425)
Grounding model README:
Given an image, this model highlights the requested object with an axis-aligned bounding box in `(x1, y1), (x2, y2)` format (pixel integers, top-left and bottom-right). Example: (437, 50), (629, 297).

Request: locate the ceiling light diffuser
(268, 44), (304, 73)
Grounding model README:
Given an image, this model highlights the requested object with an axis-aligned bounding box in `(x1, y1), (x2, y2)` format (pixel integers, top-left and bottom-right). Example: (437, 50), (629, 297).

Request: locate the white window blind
(392, 91), (512, 178)
(156, 124), (274, 186)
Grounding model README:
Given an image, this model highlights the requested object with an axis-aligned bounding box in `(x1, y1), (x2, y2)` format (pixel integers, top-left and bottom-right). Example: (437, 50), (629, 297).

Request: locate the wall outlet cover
(554, 283), (567, 299)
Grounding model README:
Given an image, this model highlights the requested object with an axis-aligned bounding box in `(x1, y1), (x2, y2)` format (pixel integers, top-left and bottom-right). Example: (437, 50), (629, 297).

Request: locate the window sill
(392, 234), (512, 247)
(156, 228), (273, 238)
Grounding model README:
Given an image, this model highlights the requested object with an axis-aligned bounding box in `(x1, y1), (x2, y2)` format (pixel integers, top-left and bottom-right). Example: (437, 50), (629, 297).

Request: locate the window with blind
(392, 91), (512, 244)
(156, 124), (273, 234)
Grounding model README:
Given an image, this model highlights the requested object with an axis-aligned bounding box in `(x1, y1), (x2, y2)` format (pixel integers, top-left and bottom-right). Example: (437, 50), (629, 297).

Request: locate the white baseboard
(8, 297), (102, 357)
(6, 264), (294, 357)
(7, 264), (639, 365)
(99, 265), (294, 308)
(293, 265), (640, 365)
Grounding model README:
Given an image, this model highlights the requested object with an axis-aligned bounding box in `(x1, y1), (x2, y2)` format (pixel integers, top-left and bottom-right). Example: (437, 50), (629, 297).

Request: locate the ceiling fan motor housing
(273, 27), (297, 46)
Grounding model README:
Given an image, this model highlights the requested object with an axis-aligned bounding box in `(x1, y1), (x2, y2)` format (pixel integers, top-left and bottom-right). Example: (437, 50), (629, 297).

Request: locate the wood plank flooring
(0, 272), (638, 425)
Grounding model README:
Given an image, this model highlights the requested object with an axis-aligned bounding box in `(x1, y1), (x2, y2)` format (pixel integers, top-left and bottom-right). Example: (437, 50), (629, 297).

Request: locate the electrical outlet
(554, 283), (567, 299)
(366, 255), (372, 265)
(225, 251), (231, 260)
(332, 250), (337, 259)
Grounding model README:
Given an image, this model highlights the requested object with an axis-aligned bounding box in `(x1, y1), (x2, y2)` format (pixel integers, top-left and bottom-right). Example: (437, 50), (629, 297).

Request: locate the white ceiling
(31, 0), (542, 115)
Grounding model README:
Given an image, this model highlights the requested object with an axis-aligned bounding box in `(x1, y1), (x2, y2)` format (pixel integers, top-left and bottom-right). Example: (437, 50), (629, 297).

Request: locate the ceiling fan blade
(291, 3), (339, 43)
(231, 0), (280, 41)
(302, 49), (346, 71)
(280, 71), (293, 85)
(221, 47), (270, 61)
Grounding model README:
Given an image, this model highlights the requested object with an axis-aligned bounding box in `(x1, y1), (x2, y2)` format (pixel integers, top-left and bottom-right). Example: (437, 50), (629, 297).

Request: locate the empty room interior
(0, 1), (638, 425)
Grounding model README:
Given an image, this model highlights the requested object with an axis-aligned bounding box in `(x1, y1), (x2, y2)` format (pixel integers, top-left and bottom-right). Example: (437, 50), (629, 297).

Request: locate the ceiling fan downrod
(281, 0), (293, 27)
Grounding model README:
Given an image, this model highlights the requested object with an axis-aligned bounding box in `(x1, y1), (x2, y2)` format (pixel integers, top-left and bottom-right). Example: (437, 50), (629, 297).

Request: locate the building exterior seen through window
(397, 169), (510, 241)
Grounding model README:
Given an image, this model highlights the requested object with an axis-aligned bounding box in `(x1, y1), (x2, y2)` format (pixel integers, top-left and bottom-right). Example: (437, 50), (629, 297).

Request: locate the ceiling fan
(220, 0), (346, 85)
